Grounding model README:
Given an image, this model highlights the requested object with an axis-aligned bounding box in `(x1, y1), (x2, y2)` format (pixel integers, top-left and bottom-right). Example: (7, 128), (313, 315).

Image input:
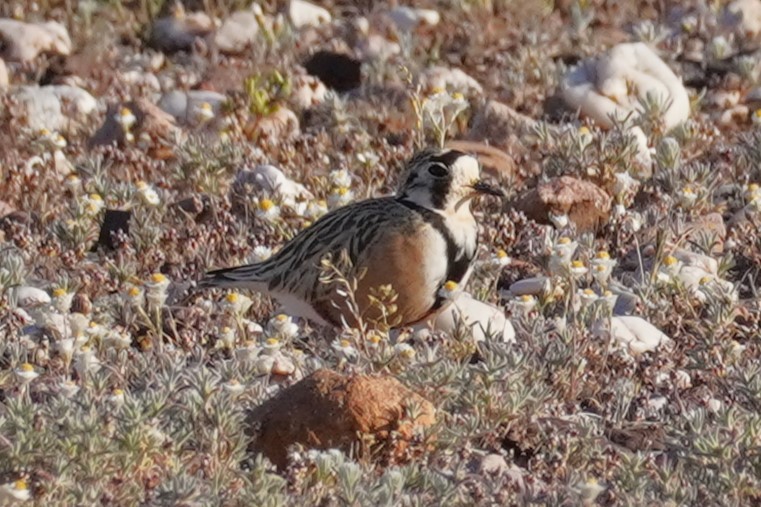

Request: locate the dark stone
(304, 51), (362, 92)
(95, 209), (131, 251)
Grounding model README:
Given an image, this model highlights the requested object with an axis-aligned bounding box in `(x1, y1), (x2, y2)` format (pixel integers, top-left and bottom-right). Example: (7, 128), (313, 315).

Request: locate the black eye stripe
(428, 163), (449, 177)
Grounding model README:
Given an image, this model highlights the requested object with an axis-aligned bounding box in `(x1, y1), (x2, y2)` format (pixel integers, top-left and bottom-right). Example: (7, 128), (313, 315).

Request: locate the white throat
(437, 200), (478, 259)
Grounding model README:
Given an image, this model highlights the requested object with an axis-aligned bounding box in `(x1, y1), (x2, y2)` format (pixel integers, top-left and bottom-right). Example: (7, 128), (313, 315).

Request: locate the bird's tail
(197, 263), (270, 292)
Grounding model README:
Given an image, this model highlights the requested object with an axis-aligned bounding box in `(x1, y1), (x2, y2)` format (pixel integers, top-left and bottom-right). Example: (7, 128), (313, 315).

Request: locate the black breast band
(397, 199), (474, 309)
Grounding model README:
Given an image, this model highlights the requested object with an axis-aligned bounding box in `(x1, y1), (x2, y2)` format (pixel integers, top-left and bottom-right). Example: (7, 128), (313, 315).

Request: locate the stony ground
(0, 0), (761, 505)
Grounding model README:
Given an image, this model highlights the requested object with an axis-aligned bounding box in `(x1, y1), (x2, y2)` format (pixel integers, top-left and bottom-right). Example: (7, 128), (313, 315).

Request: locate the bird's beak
(469, 180), (505, 197)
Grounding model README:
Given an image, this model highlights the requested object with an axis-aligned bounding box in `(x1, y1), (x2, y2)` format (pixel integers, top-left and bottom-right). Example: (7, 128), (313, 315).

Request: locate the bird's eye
(428, 163), (448, 178)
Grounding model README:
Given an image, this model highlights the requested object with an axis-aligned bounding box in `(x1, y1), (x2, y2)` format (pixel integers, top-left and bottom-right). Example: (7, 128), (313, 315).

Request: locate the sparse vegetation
(0, 0), (760, 505)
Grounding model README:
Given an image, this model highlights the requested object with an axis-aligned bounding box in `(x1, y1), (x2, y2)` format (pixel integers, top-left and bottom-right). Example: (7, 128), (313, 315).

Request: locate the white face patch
(449, 153), (481, 192)
(441, 152), (481, 212)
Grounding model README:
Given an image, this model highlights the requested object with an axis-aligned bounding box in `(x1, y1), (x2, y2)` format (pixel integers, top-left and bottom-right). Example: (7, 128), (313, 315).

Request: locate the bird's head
(398, 148), (504, 212)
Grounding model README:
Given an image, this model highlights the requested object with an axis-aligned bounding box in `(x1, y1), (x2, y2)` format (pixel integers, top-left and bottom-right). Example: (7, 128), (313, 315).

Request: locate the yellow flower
(150, 273), (167, 284)
(430, 86), (445, 95)
(340, 339), (351, 348)
(336, 187), (350, 196)
(266, 337), (280, 346)
(578, 126), (591, 136)
(595, 251), (611, 260)
(127, 286), (141, 297)
(275, 314), (288, 322)
(226, 293), (239, 303)
(557, 237), (572, 245)
(19, 363), (33, 372)
(451, 92), (464, 100)
(571, 260), (585, 268)
(89, 193), (102, 202)
(14, 479), (27, 491)
(112, 388), (124, 396)
(663, 255), (678, 267)
(520, 294), (534, 302)
(52, 288), (67, 297)
(443, 280), (459, 292)
(497, 249), (508, 259)
(259, 199), (275, 211)
(583, 288), (596, 296)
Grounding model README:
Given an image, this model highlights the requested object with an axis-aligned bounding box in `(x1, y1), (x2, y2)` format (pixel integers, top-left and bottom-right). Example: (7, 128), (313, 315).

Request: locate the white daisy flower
(108, 388), (125, 406)
(51, 287), (74, 314)
(394, 342), (416, 360)
(578, 288), (599, 307)
(248, 245), (273, 263)
(437, 280), (461, 300)
(568, 259), (586, 276)
(15, 363), (39, 384)
(64, 174), (82, 194)
(676, 185), (698, 208)
(116, 107), (137, 130)
(548, 237), (578, 274)
(262, 337), (283, 355)
(255, 198), (281, 222)
(657, 255), (682, 283)
(590, 251), (616, 285)
(328, 186), (354, 208)
(195, 102), (215, 122)
(221, 292), (252, 315)
(57, 379), (80, 398)
(329, 168), (353, 188)
(218, 326), (237, 349)
(145, 273), (170, 308)
(135, 181), (161, 207)
(0, 479), (31, 502)
(752, 109), (761, 126)
(222, 379), (245, 396)
(82, 193), (105, 216)
(304, 200), (329, 220)
(331, 338), (359, 361)
(513, 294), (537, 316)
(549, 212), (569, 229)
(267, 314), (299, 340)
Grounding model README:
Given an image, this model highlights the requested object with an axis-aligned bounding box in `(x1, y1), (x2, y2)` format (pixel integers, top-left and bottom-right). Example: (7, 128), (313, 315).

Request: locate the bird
(199, 148), (504, 329)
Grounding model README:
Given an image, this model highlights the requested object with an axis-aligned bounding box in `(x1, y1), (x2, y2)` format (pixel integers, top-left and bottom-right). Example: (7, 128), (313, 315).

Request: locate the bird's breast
(443, 211), (478, 261)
